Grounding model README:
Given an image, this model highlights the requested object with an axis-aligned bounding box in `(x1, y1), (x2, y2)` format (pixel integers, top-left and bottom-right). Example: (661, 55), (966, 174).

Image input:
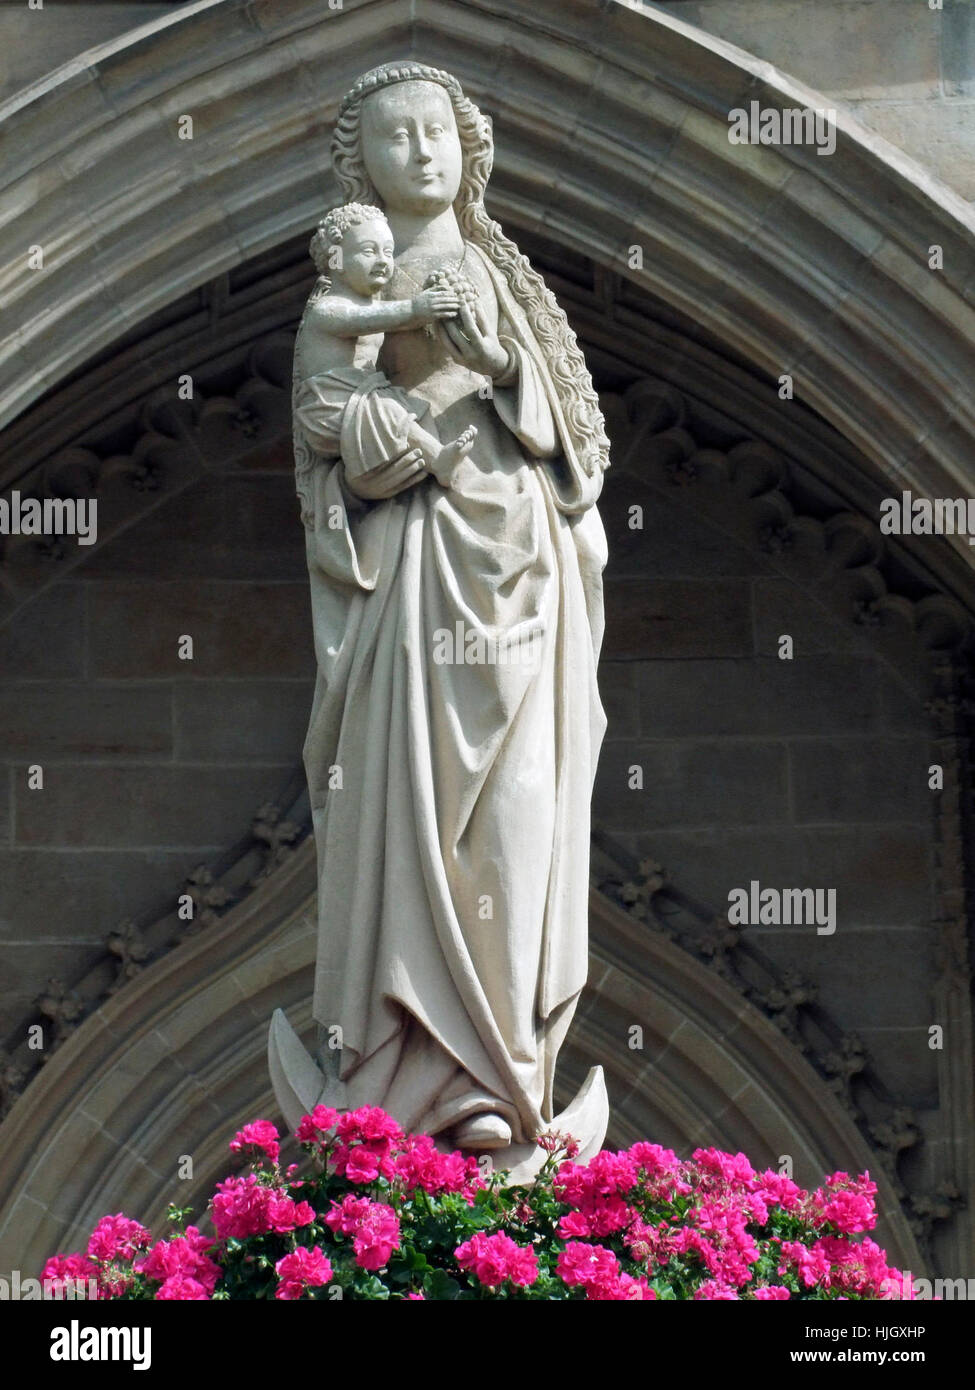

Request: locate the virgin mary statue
(269, 62), (611, 1167)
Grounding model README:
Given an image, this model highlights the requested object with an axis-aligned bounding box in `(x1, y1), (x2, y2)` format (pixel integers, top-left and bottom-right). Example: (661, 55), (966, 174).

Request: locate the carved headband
(338, 62), (464, 116)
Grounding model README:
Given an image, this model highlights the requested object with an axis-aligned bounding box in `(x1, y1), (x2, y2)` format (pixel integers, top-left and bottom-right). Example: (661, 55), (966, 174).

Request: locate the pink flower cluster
(134, 1226), (220, 1301)
(554, 1143), (692, 1245)
(295, 1104), (339, 1147)
(330, 1106), (405, 1184)
(811, 1171), (879, 1234)
(229, 1119), (281, 1166)
(778, 1234), (906, 1298)
(555, 1148), (640, 1239)
(750, 1168), (804, 1213)
(393, 1134), (484, 1203)
(275, 1246), (333, 1300)
(693, 1280), (740, 1300)
(325, 1194), (401, 1271)
(295, 1106), (484, 1202)
(41, 1252), (102, 1299)
(86, 1213), (151, 1264)
(211, 1173), (315, 1240)
(38, 1102), (913, 1302)
(692, 1147), (756, 1187)
(454, 1231), (538, 1288)
(556, 1241), (655, 1300)
(548, 1139), (906, 1301)
(671, 1197), (761, 1288)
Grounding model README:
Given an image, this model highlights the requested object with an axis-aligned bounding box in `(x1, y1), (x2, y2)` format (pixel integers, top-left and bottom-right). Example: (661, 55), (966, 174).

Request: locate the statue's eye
(428, 124), (445, 137)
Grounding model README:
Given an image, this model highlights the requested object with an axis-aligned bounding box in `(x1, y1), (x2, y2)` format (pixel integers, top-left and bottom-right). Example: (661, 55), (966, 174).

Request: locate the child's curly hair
(308, 202), (389, 280)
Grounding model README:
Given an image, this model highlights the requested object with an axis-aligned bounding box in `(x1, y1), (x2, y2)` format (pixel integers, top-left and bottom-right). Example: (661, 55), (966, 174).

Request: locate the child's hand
(412, 287), (461, 322)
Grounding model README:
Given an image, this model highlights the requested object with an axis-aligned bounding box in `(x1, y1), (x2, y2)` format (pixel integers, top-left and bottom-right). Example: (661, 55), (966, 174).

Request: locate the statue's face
(360, 81), (463, 215)
(338, 218), (395, 297)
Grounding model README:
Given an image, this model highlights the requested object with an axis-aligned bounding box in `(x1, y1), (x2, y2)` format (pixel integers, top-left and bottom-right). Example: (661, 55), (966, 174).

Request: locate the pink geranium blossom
(325, 1194), (372, 1237)
(393, 1134), (484, 1202)
(351, 1204), (401, 1271)
(295, 1105), (339, 1145)
(695, 1280), (741, 1300)
(86, 1214), (151, 1263)
(211, 1174), (272, 1239)
(751, 1169), (805, 1212)
(628, 1142), (680, 1177)
(325, 1194), (400, 1271)
(211, 1174), (312, 1239)
(229, 1119), (281, 1165)
(556, 1240), (620, 1291)
(809, 1173), (879, 1235)
(266, 1191), (315, 1234)
(557, 1211), (592, 1239)
(692, 1147), (756, 1187)
(778, 1239), (832, 1288)
(455, 1231), (538, 1288)
(336, 1106), (404, 1147)
(275, 1246), (333, 1300)
(41, 1253), (102, 1299)
(135, 1226), (220, 1299)
(156, 1274), (210, 1301)
(329, 1103), (402, 1181)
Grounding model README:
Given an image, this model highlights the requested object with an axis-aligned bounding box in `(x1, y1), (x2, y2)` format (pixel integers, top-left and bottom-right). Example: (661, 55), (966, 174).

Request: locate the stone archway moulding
(0, 836), (925, 1281)
(1, 0), (974, 561)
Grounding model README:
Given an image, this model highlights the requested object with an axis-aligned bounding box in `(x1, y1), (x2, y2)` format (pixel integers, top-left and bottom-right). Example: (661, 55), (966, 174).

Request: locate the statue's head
(332, 63), (493, 221)
(309, 202), (394, 295)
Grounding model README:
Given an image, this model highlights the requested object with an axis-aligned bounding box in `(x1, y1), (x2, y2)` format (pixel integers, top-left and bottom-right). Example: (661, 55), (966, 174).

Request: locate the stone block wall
(0, 466), (316, 1048)
(593, 467), (939, 1110)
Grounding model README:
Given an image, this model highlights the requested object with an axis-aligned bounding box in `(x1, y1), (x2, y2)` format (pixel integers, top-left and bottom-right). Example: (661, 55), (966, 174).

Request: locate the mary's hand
(437, 300), (513, 381)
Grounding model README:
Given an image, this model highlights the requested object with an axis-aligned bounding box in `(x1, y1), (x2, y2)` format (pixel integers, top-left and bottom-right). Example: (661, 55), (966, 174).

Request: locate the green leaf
(424, 1268), (464, 1301)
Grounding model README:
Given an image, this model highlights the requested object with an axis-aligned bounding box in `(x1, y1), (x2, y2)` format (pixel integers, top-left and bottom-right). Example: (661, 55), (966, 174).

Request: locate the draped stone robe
(294, 241), (607, 1144)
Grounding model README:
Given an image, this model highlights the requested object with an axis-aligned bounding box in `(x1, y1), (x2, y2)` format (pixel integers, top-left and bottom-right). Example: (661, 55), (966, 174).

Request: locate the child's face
(338, 219), (395, 296)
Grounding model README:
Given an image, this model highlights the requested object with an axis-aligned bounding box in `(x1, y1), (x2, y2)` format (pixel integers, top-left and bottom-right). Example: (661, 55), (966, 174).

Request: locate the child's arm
(308, 287), (460, 338)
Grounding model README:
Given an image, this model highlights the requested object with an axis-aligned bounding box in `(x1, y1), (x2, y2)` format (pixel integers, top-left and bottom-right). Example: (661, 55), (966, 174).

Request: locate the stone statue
(269, 61), (611, 1176)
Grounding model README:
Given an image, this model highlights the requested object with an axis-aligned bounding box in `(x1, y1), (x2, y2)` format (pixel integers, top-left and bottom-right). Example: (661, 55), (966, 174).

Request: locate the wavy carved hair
(331, 63), (610, 478)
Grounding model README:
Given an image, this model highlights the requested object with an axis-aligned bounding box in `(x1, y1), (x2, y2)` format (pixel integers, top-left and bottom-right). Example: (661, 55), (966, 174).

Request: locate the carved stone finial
(106, 919), (152, 994)
(32, 978), (84, 1059)
(249, 803), (301, 884)
(869, 1106), (921, 1176)
(820, 1033), (868, 1111)
(177, 866), (234, 941)
(908, 1180), (966, 1243)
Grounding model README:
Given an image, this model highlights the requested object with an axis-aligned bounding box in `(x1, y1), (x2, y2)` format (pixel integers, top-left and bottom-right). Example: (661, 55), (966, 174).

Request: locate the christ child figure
(293, 202), (477, 492)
